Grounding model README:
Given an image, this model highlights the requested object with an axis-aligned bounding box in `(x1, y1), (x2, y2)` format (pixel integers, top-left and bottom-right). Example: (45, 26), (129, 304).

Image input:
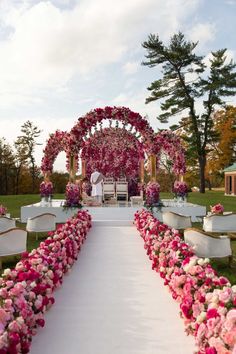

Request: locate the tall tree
(142, 32), (236, 192)
(0, 138), (15, 195)
(16, 121), (42, 193)
(207, 106), (236, 172)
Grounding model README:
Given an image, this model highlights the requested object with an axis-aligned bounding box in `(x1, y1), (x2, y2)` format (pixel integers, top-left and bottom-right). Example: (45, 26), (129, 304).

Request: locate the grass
(0, 191), (236, 283)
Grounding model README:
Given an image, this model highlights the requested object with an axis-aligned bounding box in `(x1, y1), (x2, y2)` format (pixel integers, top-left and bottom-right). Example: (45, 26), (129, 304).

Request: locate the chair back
(104, 177), (114, 182)
(103, 182), (115, 192)
(117, 177), (126, 182)
(203, 213), (236, 232)
(116, 182), (128, 192)
(0, 217), (16, 232)
(0, 228), (27, 257)
(26, 213), (56, 232)
(184, 228), (232, 258)
(162, 211), (192, 229)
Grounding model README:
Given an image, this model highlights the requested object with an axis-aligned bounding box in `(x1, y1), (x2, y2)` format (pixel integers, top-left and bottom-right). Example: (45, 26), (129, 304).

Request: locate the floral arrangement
(0, 210), (91, 353)
(0, 204), (7, 216)
(39, 181), (53, 197)
(172, 180), (188, 198)
(134, 209), (236, 353)
(210, 203), (224, 215)
(145, 181), (160, 207)
(65, 182), (81, 207)
(81, 127), (144, 179)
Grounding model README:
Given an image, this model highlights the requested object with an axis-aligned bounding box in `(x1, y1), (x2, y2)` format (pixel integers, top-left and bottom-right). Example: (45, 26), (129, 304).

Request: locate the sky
(0, 0), (236, 172)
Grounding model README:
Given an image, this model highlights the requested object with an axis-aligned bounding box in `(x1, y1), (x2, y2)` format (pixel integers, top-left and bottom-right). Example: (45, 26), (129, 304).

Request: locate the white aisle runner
(31, 225), (195, 354)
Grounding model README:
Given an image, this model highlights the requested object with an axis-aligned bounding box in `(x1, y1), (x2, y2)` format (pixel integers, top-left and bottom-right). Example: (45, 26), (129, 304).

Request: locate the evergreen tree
(142, 32), (236, 192)
(16, 121), (42, 193)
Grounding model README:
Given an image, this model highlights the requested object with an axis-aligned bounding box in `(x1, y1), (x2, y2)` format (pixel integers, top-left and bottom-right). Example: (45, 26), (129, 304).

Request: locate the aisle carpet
(31, 225), (195, 354)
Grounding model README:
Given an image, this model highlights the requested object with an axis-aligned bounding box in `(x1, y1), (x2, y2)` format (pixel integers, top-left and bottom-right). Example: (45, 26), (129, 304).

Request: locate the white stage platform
(20, 200), (142, 224)
(21, 199), (206, 223)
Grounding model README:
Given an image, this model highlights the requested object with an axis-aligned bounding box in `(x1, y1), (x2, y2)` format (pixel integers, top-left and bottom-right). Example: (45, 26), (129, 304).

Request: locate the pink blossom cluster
(155, 130), (186, 175)
(173, 180), (188, 197)
(41, 107), (186, 181)
(39, 181), (53, 197)
(41, 130), (69, 174)
(81, 127), (144, 179)
(65, 182), (81, 207)
(0, 210), (91, 353)
(0, 205), (7, 216)
(134, 209), (236, 354)
(145, 181), (160, 206)
(210, 203), (224, 215)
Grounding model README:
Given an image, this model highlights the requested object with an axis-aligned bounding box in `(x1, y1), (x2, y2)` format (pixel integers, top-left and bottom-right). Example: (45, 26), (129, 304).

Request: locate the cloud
(123, 61), (139, 75)
(0, 0), (202, 106)
(188, 22), (216, 48)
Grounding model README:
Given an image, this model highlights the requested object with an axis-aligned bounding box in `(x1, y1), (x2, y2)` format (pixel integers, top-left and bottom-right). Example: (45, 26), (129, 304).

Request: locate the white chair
(203, 213), (236, 233)
(104, 177), (114, 182)
(0, 228), (27, 268)
(162, 211), (192, 229)
(102, 181), (116, 201)
(117, 177), (126, 182)
(0, 216), (16, 232)
(26, 213), (56, 240)
(184, 228), (232, 259)
(115, 181), (128, 201)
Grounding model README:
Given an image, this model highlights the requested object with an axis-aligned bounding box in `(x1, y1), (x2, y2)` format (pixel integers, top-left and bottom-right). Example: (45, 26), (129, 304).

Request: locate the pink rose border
(134, 209), (236, 354)
(0, 210), (91, 353)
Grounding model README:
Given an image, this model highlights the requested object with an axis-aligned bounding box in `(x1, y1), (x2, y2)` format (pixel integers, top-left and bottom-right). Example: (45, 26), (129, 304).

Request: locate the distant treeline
(0, 120), (69, 195)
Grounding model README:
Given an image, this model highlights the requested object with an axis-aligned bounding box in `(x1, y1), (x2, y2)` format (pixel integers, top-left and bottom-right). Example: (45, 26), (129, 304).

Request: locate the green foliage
(142, 32), (236, 192)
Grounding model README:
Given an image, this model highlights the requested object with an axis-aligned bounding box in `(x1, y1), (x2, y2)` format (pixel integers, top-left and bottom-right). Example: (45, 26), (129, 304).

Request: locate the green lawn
(0, 191), (236, 283)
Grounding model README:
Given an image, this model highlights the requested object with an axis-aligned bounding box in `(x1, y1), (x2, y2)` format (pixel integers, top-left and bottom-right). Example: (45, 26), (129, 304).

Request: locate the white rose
(196, 312), (206, 323)
(3, 268), (11, 276)
(231, 285), (236, 293)
(197, 258), (205, 266)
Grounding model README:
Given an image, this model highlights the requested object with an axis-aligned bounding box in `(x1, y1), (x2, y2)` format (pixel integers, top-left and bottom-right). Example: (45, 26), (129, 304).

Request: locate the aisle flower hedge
(134, 209), (236, 354)
(0, 210), (91, 353)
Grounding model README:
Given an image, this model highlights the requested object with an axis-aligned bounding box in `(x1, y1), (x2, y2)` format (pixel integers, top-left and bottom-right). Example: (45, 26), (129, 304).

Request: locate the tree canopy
(142, 32), (236, 192)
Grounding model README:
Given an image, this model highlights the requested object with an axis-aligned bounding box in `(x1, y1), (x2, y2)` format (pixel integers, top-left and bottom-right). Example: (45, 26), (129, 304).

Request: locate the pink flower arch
(81, 127), (145, 179)
(41, 106), (186, 177)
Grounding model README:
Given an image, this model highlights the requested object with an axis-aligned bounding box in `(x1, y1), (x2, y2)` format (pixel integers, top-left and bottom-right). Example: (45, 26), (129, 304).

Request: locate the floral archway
(41, 106), (186, 183)
(81, 127), (145, 179)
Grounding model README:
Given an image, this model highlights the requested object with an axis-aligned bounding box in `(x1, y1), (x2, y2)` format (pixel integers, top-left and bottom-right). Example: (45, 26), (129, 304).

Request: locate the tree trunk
(199, 155), (206, 193)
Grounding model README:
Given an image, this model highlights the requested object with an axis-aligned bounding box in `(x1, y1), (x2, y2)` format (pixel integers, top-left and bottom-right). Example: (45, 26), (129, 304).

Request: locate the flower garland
(134, 209), (236, 353)
(0, 210), (91, 353)
(0, 205), (7, 216)
(145, 181), (160, 207)
(39, 181), (53, 197)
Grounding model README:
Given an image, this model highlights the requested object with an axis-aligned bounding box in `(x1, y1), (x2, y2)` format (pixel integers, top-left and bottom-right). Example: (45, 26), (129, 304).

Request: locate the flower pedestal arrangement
(172, 180), (188, 204)
(145, 181), (161, 209)
(40, 181), (53, 206)
(64, 182), (82, 209)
